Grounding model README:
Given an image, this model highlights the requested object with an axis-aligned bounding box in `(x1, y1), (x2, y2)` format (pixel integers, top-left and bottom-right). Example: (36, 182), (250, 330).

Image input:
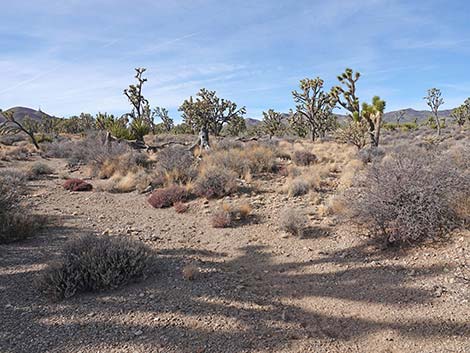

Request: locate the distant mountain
(0, 106), (55, 123)
(245, 108), (456, 126)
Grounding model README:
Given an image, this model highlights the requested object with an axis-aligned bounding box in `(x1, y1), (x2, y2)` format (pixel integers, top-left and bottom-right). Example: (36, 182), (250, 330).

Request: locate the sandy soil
(1, 157), (469, 353)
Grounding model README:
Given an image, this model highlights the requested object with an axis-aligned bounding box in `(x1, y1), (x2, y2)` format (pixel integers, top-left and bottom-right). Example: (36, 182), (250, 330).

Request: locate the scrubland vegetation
(1, 67), (469, 353)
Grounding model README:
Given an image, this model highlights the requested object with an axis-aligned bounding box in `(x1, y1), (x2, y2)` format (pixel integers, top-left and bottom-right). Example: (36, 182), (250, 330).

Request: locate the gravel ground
(0, 158), (469, 353)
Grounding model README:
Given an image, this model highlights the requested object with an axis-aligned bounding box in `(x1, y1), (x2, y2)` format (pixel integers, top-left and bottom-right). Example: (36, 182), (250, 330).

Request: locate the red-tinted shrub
(211, 210), (232, 228)
(174, 201), (189, 213)
(63, 179), (93, 192)
(148, 185), (188, 208)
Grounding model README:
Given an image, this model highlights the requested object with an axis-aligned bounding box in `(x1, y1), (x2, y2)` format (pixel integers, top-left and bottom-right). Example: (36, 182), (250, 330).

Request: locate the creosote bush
(344, 147), (470, 246)
(292, 150), (317, 166)
(148, 185), (188, 208)
(279, 208), (307, 237)
(38, 234), (154, 300)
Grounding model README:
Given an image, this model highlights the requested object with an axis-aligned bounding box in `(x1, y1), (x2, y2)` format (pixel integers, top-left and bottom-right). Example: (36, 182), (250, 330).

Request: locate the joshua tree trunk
(373, 113), (382, 147)
(435, 114), (441, 136)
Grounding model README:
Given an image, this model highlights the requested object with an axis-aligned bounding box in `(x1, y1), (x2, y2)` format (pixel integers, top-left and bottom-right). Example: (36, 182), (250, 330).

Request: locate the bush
(63, 178), (93, 192)
(148, 185), (188, 208)
(174, 201), (189, 213)
(279, 209), (307, 237)
(0, 179), (44, 243)
(288, 178), (310, 197)
(156, 145), (196, 183)
(194, 166), (238, 199)
(293, 150), (317, 166)
(211, 210), (232, 228)
(26, 162), (53, 180)
(38, 234), (154, 300)
(344, 147), (470, 246)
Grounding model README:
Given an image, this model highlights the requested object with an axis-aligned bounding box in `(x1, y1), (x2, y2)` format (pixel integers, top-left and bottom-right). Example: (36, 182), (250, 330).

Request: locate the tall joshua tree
(330, 68), (361, 121)
(123, 68), (151, 141)
(262, 109), (285, 139)
(424, 88), (444, 136)
(179, 88), (246, 148)
(292, 77), (335, 141)
(362, 96), (386, 147)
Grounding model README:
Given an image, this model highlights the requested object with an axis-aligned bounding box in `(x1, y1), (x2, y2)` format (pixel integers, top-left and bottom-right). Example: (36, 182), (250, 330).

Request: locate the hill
(245, 108), (456, 126)
(0, 107), (55, 123)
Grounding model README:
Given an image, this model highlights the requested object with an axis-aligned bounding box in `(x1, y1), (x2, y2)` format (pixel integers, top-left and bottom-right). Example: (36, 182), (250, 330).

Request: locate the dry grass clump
(287, 178), (310, 197)
(343, 146), (470, 246)
(194, 166), (238, 199)
(148, 185), (189, 208)
(26, 162), (54, 180)
(37, 234), (154, 300)
(279, 208), (307, 237)
(174, 201), (189, 213)
(292, 150), (317, 166)
(0, 176), (44, 243)
(0, 145), (33, 161)
(156, 145), (197, 183)
(203, 143), (277, 178)
(211, 202), (253, 228)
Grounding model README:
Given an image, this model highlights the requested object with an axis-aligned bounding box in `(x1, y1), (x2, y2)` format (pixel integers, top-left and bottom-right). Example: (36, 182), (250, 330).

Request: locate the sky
(1, 0), (470, 121)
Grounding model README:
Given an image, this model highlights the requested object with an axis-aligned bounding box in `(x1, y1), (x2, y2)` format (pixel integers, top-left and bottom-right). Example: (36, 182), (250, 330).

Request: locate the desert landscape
(1, 1), (470, 353)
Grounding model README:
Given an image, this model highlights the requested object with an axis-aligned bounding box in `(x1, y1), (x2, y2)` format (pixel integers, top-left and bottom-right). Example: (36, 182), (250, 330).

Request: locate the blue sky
(1, 0), (470, 120)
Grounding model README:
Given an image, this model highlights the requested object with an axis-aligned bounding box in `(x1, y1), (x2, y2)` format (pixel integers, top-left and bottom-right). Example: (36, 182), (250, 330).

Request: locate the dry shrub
(194, 166), (237, 199)
(211, 210), (232, 228)
(156, 145), (197, 183)
(63, 178), (93, 192)
(38, 234), (154, 300)
(0, 145), (32, 161)
(211, 202), (253, 228)
(287, 178), (310, 197)
(337, 159), (364, 190)
(344, 147), (470, 246)
(26, 162), (53, 180)
(0, 177), (44, 243)
(182, 264), (199, 280)
(174, 201), (189, 213)
(148, 185), (188, 208)
(293, 150), (317, 166)
(279, 208), (307, 237)
(203, 143), (277, 178)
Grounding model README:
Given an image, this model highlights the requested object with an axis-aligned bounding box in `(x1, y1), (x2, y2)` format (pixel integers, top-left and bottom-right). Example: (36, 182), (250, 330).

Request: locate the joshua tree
(179, 88), (246, 147)
(395, 110), (406, 125)
(330, 68), (361, 121)
(225, 115), (246, 136)
(362, 96), (386, 147)
(288, 110), (309, 138)
(262, 109), (285, 138)
(451, 98), (470, 127)
(424, 88), (444, 136)
(153, 107), (174, 133)
(292, 77), (335, 141)
(123, 68), (152, 141)
(0, 111), (40, 149)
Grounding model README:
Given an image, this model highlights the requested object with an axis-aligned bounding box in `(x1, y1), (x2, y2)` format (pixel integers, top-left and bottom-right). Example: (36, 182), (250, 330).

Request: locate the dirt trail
(1, 158), (469, 353)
